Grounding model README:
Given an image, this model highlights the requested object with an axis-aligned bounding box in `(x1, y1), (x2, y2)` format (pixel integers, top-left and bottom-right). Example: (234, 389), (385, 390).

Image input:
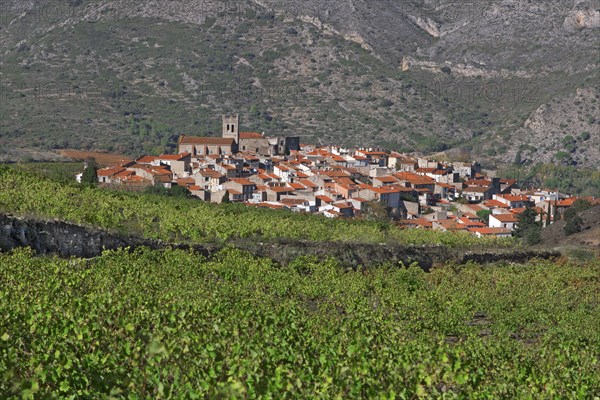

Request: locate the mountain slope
(0, 0), (598, 167)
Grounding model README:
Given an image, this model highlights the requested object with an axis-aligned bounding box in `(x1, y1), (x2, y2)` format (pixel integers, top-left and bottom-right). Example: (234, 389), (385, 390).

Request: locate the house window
(256, 148), (259, 152)
(242, 146), (246, 150)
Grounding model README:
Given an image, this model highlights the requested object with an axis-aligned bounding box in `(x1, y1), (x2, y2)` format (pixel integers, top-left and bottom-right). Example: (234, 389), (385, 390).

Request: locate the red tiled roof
(97, 166), (125, 177)
(463, 186), (491, 193)
(136, 156), (158, 163)
(268, 186), (294, 193)
(239, 132), (264, 139)
(298, 179), (319, 189)
(228, 178), (256, 186)
(374, 176), (398, 183)
(179, 136), (235, 145)
(498, 194), (530, 202)
(158, 152), (190, 160)
(280, 198), (307, 206)
(175, 178), (195, 186)
(316, 195), (335, 203)
(483, 200), (510, 208)
(491, 213), (519, 223)
(333, 201), (353, 209)
(289, 182), (306, 190)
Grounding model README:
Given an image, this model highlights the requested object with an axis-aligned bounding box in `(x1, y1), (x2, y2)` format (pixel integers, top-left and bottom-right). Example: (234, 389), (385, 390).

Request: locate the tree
(564, 215), (583, 236)
(364, 200), (391, 230)
(513, 150), (522, 165)
(525, 226), (541, 244)
(222, 190), (230, 204)
(513, 208), (541, 245)
(476, 209), (492, 224)
(170, 185), (192, 198)
(81, 160), (98, 186)
(545, 203), (551, 227)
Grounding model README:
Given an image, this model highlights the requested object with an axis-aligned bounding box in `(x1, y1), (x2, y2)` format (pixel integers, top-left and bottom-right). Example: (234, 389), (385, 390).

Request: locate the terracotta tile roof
(298, 179), (318, 188)
(333, 201), (353, 209)
(114, 170), (136, 179)
(158, 152), (190, 160)
(556, 198), (577, 206)
(457, 217), (487, 227)
(436, 220), (468, 231)
(176, 178), (195, 186)
(316, 195), (335, 203)
(280, 198), (307, 206)
(227, 189), (242, 195)
(400, 218), (433, 228)
(289, 182), (306, 190)
(136, 156), (158, 163)
(198, 169), (225, 179)
(483, 200), (510, 208)
(268, 186), (294, 193)
(239, 132), (264, 139)
(374, 175), (398, 183)
(463, 186), (491, 193)
(498, 194), (530, 202)
(179, 136), (235, 145)
(394, 172), (435, 185)
(228, 178), (256, 186)
(491, 213), (519, 223)
(97, 166), (125, 177)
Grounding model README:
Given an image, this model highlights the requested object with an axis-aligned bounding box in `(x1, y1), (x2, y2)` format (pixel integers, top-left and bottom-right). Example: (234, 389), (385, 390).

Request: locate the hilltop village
(83, 115), (592, 238)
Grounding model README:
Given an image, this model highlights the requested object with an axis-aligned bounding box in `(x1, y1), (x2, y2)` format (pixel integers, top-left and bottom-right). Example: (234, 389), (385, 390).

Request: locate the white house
(489, 213), (519, 230)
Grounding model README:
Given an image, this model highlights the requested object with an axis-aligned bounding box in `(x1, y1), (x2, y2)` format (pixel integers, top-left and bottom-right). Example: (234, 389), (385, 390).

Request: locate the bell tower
(222, 114), (239, 143)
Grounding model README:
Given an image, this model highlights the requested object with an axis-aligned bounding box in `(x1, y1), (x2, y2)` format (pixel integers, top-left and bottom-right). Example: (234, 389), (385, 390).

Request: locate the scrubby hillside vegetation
(0, 0), (598, 168)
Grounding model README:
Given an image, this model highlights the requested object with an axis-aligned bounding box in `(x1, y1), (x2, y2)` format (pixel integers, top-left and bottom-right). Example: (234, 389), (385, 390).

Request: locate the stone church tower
(222, 114), (239, 143)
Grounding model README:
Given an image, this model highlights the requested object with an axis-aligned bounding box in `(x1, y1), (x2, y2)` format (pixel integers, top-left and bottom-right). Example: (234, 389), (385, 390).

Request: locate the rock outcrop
(0, 214), (561, 271)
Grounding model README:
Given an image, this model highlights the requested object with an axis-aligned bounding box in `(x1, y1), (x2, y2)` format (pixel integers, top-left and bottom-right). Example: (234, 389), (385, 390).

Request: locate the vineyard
(1, 247), (598, 398)
(0, 165), (515, 248)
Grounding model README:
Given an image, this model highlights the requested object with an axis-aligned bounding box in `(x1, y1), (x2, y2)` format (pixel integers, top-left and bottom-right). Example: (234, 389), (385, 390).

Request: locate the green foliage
(144, 184), (192, 198)
(513, 208), (541, 245)
(571, 199), (592, 214)
(0, 165), (515, 248)
(562, 200), (590, 236)
(80, 162), (98, 186)
(564, 215), (583, 236)
(499, 163), (600, 197)
(513, 150), (522, 165)
(579, 131), (591, 141)
(222, 190), (231, 204)
(0, 248), (598, 398)
(476, 209), (491, 223)
(13, 162), (83, 184)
